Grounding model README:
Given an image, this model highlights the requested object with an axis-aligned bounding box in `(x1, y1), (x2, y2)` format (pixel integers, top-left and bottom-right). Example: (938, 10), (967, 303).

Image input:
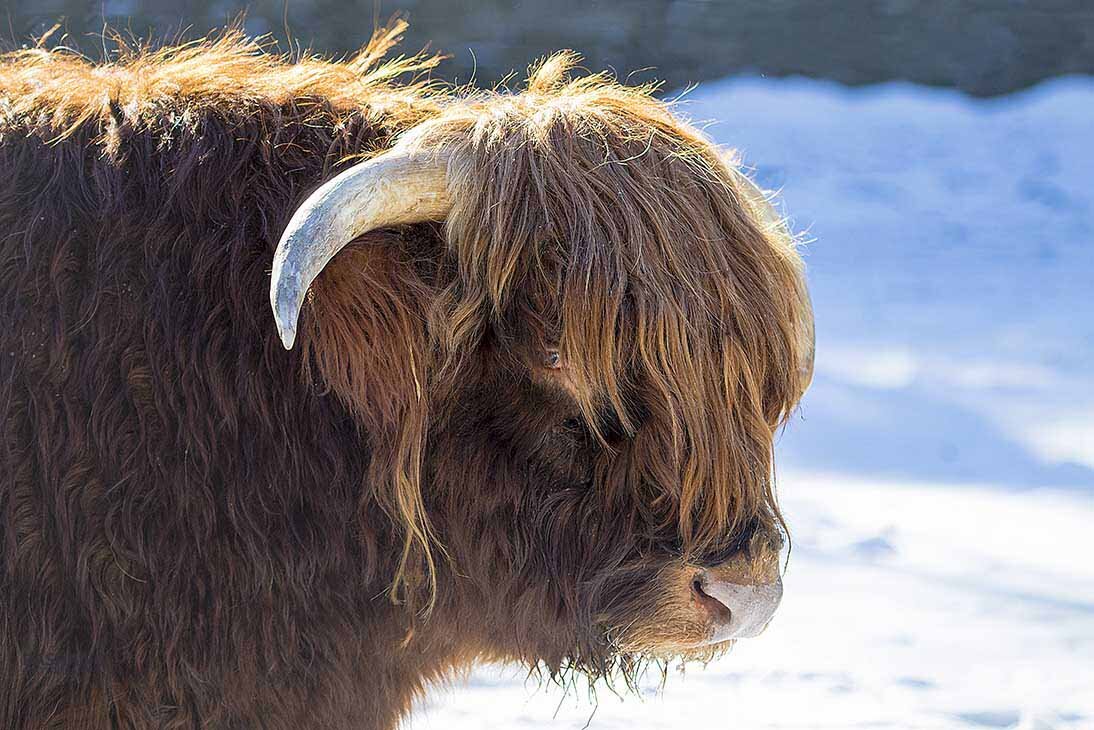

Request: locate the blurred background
(3, 0), (1094, 95)
(5, 2), (1093, 729)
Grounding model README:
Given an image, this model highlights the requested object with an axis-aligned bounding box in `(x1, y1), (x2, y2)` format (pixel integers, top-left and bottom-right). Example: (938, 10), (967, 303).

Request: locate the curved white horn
(270, 147), (451, 349)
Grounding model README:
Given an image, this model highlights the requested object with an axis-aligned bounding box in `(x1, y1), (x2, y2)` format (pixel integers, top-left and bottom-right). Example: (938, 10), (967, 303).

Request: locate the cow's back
(0, 43), (430, 729)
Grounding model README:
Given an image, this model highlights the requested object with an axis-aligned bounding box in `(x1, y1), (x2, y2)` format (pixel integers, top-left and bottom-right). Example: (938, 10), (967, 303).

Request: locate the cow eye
(543, 348), (563, 370)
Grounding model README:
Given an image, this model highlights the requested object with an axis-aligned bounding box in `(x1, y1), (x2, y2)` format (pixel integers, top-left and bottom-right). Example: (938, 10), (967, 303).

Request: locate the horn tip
(270, 277), (301, 350)
(273, 299), (299, 350)
(278, 326), (297, 350)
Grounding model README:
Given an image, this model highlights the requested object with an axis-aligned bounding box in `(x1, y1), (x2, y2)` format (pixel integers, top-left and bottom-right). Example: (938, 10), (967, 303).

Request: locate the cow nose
(691, 569), (783, 640)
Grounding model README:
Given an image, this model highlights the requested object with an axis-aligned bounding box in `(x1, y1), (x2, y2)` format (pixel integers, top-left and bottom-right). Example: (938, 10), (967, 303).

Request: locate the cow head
(270, 55), (813, 680)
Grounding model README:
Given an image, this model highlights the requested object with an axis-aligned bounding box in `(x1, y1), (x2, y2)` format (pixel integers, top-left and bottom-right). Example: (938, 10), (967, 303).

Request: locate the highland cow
(0, 24), (814, 730)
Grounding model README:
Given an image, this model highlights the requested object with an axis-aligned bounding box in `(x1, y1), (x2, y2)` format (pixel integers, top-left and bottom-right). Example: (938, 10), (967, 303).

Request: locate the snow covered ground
(412, 76), (1094, 729)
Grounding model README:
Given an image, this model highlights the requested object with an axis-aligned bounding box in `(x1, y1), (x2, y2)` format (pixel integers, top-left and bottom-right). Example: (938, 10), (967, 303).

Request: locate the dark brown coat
(0, 26), (811, 729)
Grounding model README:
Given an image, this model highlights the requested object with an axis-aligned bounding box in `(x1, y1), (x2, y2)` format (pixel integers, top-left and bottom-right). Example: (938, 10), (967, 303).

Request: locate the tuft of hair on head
(300, 232), (450, 615)
(411, 52), (810, 559)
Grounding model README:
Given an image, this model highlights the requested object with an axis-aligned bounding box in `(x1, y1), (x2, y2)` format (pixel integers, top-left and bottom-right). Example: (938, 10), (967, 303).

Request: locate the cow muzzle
(684, 543), (784, 644)
(690, 568), (783, 641)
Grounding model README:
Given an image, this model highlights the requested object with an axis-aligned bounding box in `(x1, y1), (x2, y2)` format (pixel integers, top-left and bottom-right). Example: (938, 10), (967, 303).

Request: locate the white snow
(411, 76), (1094, 729)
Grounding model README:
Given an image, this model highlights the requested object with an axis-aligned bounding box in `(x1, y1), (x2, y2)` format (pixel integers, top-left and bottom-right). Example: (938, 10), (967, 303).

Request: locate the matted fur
(0, 24), (809, 729)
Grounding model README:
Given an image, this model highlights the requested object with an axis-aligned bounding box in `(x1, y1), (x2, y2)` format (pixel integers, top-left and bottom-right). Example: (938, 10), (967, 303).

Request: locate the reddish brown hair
(0, 25), (809, 729)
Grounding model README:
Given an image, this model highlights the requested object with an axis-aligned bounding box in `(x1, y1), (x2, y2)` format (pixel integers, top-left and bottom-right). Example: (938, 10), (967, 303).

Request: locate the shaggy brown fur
(0, 24), (810, 729)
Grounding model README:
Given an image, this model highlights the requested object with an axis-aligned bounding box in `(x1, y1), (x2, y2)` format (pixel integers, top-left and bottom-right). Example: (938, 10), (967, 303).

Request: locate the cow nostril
(691, 574), (733, 623)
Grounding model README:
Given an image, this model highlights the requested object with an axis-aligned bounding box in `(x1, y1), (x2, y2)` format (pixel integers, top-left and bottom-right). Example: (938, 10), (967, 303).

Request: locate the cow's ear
(298, 230), (432, 428)
(296, 229), (438, 605)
